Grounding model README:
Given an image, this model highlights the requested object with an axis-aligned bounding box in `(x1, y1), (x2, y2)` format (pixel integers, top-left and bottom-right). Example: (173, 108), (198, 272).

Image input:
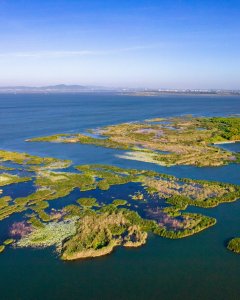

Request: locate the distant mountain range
(0, 84), (239, 95)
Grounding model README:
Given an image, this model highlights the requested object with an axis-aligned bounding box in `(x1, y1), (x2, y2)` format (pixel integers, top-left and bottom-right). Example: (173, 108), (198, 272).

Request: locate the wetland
(0, 94), (240, 300)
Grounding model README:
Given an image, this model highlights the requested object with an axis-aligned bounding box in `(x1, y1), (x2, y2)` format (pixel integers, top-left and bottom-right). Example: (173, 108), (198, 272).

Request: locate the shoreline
(213, 140), (240, 145)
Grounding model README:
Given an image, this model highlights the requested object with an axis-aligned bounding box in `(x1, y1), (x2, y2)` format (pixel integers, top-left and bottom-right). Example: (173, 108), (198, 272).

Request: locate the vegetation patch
(77, 197), (98, 207)
(227, 238), (240, 254)
(131, 192), (144, 201)
(153, 212), (216, 238)
(112, 199), (128, 206)
(3, 239), (14, 245)
(27, 116), (240, 167)
(61, 208), (151, 260)
(0, 149), (71, 170)
(0, 245), (5, 253)
(0, 173), (31, 187)
(17, 218), (78, 250)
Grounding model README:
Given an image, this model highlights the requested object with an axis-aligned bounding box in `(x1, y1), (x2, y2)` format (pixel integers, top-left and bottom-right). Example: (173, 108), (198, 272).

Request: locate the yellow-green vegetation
(0, 173), (31, 187)
(124, 225), (148, 247)
(0, 196), (12, 209)
(27, 116), (240, 167)
(60, 204), (215, 259)
(0, 169), (96, 221)
(3, 239), (14, 245)
(0, 149), (71, 170)
(63, 204), (83, 217)
(0, 149), (239, 260)
(16, 203), (153, 259)
(153, 213), (216, 239)
(201, 117), (240, 142)
(14, 204), (217, 259)
(0, 189), (55, 222)
(0, 238), (15, 255)
(61, 207), (152, 260)
(27, 215), (45, 228)
(227, 238), (240, 254)
(0, 162), (239, 226)
(77, 197), (98, 207)
(131, 192), (144, 201)
(0, 166), (15, 171)
(75, 164), (240, 208)
(36, 170), (96, 193)
(0, 169), (95, 222)
(76, 164), (139, 190)
(0, 150), (71, 222)
(144, 177), (240, 208)
(112, 199), (128, 206)
(30, 202), (52, 224)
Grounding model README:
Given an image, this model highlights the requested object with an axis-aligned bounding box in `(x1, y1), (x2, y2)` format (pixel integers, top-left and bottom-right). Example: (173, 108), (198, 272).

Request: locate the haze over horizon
(0, 0), (239, 89)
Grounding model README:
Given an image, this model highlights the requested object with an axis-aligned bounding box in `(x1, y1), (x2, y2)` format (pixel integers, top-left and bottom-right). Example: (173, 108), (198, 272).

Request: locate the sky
(0, 0), (239, 89)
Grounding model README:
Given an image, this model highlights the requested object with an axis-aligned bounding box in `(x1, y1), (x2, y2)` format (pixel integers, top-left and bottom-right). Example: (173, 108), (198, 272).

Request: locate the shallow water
(216, 141), (240, 153)
(0, 93), (240, 300)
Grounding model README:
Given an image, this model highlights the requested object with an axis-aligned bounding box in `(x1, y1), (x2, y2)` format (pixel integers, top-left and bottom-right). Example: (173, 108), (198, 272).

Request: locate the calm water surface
(0, 94), (240, 300)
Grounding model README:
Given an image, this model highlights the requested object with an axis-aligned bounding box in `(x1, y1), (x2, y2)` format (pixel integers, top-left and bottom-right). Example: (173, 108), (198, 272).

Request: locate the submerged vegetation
(17, 218), (78, 250)
(27, 116), (240, 167)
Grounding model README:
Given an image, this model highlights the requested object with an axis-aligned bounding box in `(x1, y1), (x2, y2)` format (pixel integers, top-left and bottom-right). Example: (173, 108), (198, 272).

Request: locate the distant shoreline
(0, 85), (239, 96)
(0, 91), (240, 97)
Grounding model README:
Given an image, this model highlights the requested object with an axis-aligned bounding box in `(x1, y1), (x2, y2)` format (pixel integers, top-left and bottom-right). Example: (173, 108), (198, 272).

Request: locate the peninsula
(27, 116), (240, 167)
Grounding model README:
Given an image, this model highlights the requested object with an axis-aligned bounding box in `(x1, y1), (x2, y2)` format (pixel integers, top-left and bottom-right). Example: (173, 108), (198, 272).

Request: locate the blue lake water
(0, 93), (240, 300)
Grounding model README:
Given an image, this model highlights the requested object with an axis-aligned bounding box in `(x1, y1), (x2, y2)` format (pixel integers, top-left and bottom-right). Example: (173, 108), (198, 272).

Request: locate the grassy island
(0, 149), (71, 170)
(0, 173), (31, 187)
(227, 238), (240, 254)
(27, 116), (240, 167)
(61, 208), (150, 260)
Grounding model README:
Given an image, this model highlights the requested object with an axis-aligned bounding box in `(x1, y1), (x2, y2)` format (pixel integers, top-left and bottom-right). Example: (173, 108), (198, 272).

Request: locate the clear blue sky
(0, 0), (239, 89)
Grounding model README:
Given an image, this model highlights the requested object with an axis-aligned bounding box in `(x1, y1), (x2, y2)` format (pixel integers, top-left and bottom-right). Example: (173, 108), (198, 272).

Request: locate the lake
(0, 93), (240, 300)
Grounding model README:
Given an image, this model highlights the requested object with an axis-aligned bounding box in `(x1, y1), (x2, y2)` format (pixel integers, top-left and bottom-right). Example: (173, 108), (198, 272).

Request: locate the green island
(0, 149), (71, 170)
(1, 148), (240, 259)
(0, 173), (31, 187)
(77, 197), (99, 207)
(27, 116), (240, 167)
(227, 238), (240, 254)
